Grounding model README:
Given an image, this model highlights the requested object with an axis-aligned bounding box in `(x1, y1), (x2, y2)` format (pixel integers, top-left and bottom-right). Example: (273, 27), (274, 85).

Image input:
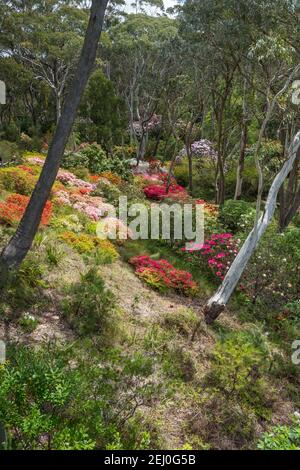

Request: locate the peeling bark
(204, 130), (300, 324)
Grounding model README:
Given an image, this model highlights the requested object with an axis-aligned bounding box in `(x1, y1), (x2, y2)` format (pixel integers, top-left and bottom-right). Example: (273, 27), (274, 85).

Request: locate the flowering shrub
(129, 255), (198, 296)
(54, 190), (112, 221)
(195, 199), (219, 217)
(144, 184), (187, 201)
(0, 193), (52, 226)
(57, 170), (96, 192)
(99, 171), (123, 186)
(184, 233), (239, 281)
(59, 231), (119, 263)
(176, 139), (218, 164)
(25, 156), (45, 166)
(50, 214), (84, 233)
(0, 167), (37, 195)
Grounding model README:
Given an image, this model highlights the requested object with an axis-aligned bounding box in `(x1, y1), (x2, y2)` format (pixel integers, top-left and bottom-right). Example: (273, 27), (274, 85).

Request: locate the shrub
(242, 226), (300, 309)
(72, 145), (132, 179)
(0, 345), (96, 450)
(257, 417), (300, 450)
(0, 167), (37, 195)
(129, 255), (198, 296)
(79, 144), (107, 174)
(61, 151), (90, 170)
(219, 199), (255, 233)
(183, 233), (240, 282)
(61, 268), (117, 336)
(59, 231), (119, 263)
(54, 190), (112, 221)
(50, 214), (84, 233)
(0, 344), (158, 450)
(92, 178), (122, 205)
(113, 145), (137, 160)
(100, 171), (123, 186)
(208, 329), (272, 411)
(144, 184), (187, 201)
(0, 193), (52, 226)
(0, 140), (19, 164)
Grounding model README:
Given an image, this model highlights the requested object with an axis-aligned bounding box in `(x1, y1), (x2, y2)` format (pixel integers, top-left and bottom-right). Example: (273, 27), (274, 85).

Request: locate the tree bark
(0, 0), (108, 274)
(234, 80), (248, 200)
(204, 130), (300, 324)
(279, 148), (300, 230)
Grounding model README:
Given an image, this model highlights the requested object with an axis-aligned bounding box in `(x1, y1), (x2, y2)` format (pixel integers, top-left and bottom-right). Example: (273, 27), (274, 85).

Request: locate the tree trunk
(204, 130), (300, 324)
(279, 148), (300, 230)
(0, 0), (108, 274)
(234, 123), (247, 200)
(185, 120), (196, 194)
(56, 91), (62, 125)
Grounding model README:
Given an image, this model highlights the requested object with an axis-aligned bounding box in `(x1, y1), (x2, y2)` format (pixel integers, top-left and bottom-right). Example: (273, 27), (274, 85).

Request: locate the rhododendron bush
(129, 255), (198, 295)
(0, 193), (52, 226)
(183, 233), (240, 281)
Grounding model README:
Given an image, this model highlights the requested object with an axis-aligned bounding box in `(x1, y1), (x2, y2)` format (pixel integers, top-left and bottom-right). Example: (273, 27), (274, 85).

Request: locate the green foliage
(65, 143), (132, 179)
(0, 255), (47, 314)
(113, 145), (136, 160)
(0, 345), (95, 450)
(79, 69), (127, 149)
(219, 199), (255, 233)
(0, 344), (157, 450)
(0, 167), (36, 195)
(208, 329), (272, 409)
(93, 178), (122, 205)
(61, 268), (117, 337)
(60, 152), (89, 171)
(18, 313), (38, 333)
(257, 417), (300, 450)
(0, 140), (19, 163)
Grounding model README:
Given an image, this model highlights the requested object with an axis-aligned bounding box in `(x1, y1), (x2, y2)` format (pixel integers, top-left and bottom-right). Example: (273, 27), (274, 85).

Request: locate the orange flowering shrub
(0, 193), (52, 226)
(99, 171), (123, 186)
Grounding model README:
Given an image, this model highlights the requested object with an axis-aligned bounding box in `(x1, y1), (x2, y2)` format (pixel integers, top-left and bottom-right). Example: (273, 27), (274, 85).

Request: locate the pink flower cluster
(26, 156), (45, 166)
(184, 233), (239, 280)
(57, 170), (96, 191)
(54, 190), (112, 221)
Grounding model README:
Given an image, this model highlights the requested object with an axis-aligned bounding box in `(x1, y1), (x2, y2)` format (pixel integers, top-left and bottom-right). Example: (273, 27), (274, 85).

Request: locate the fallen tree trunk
(204, 130), (300, 324)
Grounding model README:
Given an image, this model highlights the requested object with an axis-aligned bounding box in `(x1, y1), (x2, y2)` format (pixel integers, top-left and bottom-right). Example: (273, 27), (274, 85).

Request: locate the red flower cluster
(144, 183), (187, 201)
(129, 255), (198, 295)
(0, 193), (52, 226)
(184, 233), (239, 281)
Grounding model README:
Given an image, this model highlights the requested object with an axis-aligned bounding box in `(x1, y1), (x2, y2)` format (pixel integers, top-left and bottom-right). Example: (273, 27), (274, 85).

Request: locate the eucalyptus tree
(104, 13), (178, 160)
(202, 0), (300, 322)
(0, 0), (89, 123)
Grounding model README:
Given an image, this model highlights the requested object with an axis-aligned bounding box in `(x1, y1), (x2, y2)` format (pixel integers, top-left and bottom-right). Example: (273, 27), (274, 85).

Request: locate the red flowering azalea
(144, 183), (187, 201)
(129, 255), (198, 295)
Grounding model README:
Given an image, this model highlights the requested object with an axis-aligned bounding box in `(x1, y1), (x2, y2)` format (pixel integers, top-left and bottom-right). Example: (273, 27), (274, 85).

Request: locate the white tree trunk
(204, 130), (300, 324)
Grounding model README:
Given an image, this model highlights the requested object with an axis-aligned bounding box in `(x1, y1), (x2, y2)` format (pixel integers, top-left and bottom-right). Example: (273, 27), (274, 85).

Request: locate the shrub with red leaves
(0, 193), (52, 226)
(129, 255), (198, 296)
